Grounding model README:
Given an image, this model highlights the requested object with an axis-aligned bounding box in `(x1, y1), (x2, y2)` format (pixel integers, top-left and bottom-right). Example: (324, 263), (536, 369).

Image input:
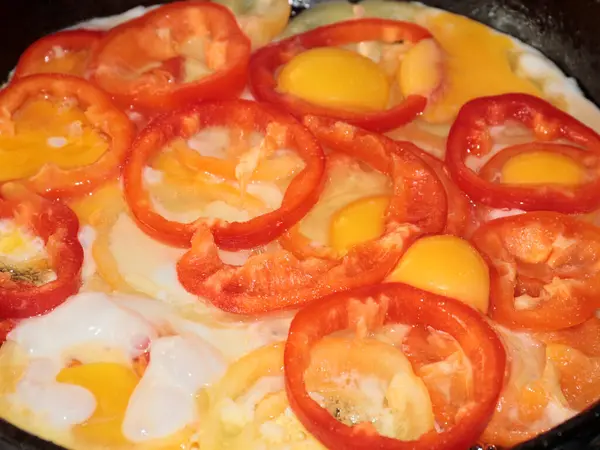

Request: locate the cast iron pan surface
(0, 0), (600, 449)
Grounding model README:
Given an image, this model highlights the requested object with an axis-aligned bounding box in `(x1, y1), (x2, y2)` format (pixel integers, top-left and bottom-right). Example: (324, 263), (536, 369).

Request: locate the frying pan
(0, 0), (599, 449)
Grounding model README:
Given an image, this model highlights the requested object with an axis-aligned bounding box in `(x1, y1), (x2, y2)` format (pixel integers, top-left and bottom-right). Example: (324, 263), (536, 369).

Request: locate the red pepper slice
(0, 319), (17, 344)
(248, 19), (431, 132)
(407, 146), (472, 237)
(446, 93), (600, 213)
(0, 184), (83, 319)
(282, 115), (447, 257)
(89, 1), (251, 114)
(284, 282), (506, 450)
(13, 29), (104, 79)
(123, 99), (326, 250)
(0, 74), (135, 199)
(536, 317), (600, 357)
(472, 211), (600, 331)
(176, 117), (446, 315)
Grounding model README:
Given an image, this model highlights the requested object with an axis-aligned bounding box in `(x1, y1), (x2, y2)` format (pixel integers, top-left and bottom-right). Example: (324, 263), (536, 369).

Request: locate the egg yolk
(387, 235), (490, 313)
(500, 151), (584, 186)
(0, 228), (34, 257)
(56, 362), (139, 445)
(277, 47), (390, 112)
(0, 98), (108, 182)
(418, 12), (541, 123)
(329, 195), (389, 254)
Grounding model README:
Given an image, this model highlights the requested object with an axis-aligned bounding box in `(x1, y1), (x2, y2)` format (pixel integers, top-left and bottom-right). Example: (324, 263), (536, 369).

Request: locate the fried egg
(0, 291), (228, 448)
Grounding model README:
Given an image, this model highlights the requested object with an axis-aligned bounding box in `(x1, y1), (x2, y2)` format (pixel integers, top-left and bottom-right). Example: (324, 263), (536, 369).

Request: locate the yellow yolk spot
(0, 98), (108, 182)
(56, 362), (139, 445)
(387, 235), (490, 313)
(501, 151), (584, 186)
(329, 195), (389, 254)
(277, 47), (390, 112)
(422, 12), (541, 123)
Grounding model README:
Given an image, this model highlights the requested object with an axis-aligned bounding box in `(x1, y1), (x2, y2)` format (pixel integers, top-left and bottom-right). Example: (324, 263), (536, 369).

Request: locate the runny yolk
(0, 98), (108, 182)
(56, 362), (139, 445)
(387, 235), (490, 313)
(329, 195), (389, 254)
(500, 151), (584, 186)
(421, 12), (542, 123)
(277, 47), (390, 112)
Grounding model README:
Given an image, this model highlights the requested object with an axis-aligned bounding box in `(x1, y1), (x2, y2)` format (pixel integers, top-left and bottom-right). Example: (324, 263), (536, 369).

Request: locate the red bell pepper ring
(89, 1), (251, 114)
(13, 29), (104, 79)
(249, 19), (432, 133)
(446, 93), (600, 213)
(301, 116), (447, 236)
(123, 99), (326, 250)
(536, 317), (600, 357)
(0, 184), (84, 320)
(176, 117), (446, 315)
(472, 211), (600, 331)
(279, 116), (446, 261)
(406, 145), (473, 237)
(0, 74), (135, 199)
(284, 282), (506, 450)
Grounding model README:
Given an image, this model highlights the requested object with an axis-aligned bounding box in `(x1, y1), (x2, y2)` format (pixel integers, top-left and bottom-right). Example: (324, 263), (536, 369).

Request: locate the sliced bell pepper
(13, 29), (103, 79)
(446, 93), (600, 213)
(249, 18), (432, 132)
(472, 212), (600, 331)
(284, 282), (506, 450)
(406, 145), (472, 237)
(537, 317), (600, 357)
(281, 115), (447, 258)
(0, 184), (83, 319)
(89, 1), (251, 114)
(123, 99), (325, 250)
(0, 73), (135, 199)
(176, 117), (446, 315)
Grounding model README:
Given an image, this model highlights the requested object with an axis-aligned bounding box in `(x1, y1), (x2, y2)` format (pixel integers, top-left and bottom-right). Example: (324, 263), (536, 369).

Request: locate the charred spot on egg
(0, 264), (49, 285)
